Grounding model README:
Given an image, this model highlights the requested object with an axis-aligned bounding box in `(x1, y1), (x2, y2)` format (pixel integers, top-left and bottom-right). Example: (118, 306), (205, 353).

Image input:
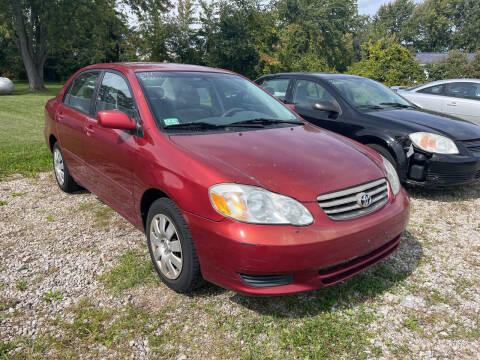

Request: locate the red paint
(98, 110), (136, 130)
(44, 63), (410, 295)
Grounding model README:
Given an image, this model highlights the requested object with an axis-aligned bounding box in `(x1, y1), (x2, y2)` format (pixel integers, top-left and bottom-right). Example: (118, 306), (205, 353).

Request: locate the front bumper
(183, 188), (410, 295)
(405, 151), (480, 187)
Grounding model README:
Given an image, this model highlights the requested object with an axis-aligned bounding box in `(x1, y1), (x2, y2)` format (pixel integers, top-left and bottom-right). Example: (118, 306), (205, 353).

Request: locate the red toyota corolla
(44, 63), (409, 295)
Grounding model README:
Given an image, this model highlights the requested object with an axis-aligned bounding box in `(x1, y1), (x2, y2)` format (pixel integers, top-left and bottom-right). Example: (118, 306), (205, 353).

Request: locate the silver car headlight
(409, 132), (459, 154)
(380, 156), (400, 196)
(209, 184), (313, 225)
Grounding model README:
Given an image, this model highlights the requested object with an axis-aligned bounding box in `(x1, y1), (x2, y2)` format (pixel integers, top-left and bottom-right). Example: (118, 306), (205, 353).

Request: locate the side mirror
(313, 101), (341, 115)
(97, 110), (136, 130)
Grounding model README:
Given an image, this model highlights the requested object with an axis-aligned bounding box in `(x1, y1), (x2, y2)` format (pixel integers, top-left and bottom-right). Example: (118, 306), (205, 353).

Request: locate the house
(414, 52), (475, 66)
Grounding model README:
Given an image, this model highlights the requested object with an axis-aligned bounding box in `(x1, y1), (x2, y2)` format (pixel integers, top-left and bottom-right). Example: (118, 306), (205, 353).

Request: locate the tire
(52, 142), (81, 193)
(146, 198), (203, 293)
(366, 143), (398, 170)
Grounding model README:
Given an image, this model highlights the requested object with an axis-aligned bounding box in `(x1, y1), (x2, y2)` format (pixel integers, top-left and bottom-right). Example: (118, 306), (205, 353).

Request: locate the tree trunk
(11, 0), (47, 91)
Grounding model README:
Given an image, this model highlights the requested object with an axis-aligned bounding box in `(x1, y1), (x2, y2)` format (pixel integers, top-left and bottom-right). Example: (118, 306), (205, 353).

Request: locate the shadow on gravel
(230, 230), (423, 318)
(405, 181), (480, 202)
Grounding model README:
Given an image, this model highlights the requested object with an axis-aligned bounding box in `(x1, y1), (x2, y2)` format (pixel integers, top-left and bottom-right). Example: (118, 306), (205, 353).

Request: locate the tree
(46, 0), (139, 81)
(197, 0), (271, 79)
(7, 0), (53, 90)
(452, 0), (480, 52)
(258, 23), (331, 75)
(1, 0), (171, 90)
(272, 0), (359, 72)
(373, 0), (416, 46)
(407, 0), (459, 52)
(348, 40), (425, 86)
(424, 50), (480, 80)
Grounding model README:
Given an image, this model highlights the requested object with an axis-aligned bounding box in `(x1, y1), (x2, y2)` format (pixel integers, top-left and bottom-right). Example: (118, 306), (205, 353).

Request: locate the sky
(358, 0), (423, 16)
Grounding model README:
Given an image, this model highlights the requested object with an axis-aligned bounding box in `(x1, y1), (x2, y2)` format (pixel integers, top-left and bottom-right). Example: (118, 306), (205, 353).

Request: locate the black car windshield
(136, 71), (299, 131)
(329, 77), (414, 110)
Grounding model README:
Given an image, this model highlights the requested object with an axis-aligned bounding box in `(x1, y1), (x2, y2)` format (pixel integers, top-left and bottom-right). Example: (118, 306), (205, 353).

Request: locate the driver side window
(95, 72), (136, 118)
(293, 80), (334, 109)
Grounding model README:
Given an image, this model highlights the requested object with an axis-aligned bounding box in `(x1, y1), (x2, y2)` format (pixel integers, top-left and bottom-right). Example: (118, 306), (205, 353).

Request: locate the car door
(407, 84), (447, 112)
(257, 77), (292, 104)
(57, 70), (101, 183)
(444, 82), (480, 124)
(83, 70), (139, 220)
(288, 79), (342, 131)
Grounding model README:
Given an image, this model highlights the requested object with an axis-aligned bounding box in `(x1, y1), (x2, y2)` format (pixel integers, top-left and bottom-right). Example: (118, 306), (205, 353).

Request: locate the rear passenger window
(260, 79), (290, 101)
(418, 84), (445, 95)
(95, 72), (136, 118)
(64, 72), (100, 114)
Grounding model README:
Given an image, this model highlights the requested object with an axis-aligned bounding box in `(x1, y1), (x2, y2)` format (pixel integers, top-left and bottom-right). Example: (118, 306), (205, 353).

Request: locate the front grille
(462, 139), (480, 153)
(317, 178), (389, 221)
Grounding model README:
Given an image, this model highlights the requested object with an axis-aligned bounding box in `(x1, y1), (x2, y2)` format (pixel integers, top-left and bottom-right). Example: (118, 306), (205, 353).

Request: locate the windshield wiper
(163, 121), (263, 130)
(357, 104), (384, 110)
(229, 118), (304, 126)
(379, 102), (416, 109)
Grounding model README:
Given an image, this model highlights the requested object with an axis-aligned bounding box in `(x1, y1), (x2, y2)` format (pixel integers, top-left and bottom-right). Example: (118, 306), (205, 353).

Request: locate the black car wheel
(367, 144), (398, 170)
(52, 142), (82, 193)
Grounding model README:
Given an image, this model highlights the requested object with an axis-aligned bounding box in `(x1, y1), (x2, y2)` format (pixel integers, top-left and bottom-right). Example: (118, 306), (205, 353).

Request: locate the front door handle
(85, 124), (95, 136)
(57, 112), (64, 121)
(447, 101), (457, 106)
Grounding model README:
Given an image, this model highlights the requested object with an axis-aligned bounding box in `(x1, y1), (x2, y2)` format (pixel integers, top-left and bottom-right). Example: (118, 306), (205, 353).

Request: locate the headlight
(380, 156), (400, 196)
(409, 132), (458, 154)
(209, 183), (313, 225)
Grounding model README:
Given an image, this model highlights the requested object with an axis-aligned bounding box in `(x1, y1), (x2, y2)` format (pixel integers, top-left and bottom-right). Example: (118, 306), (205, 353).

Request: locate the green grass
(44, 289), (63, 303)
(99, 250), (160, 293)
(16, 279), (28, 291)
(77, 200), (117, 228)
(0, 82), (63, 179)
(10, 191), (27, 197)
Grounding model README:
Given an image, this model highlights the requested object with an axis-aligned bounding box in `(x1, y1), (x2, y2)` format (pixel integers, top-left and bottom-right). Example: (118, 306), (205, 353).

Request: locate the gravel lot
(1, 172), (479, 359)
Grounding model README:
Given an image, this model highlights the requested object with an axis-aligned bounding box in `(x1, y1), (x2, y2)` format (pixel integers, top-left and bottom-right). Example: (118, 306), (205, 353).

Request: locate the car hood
(366, 108), (480, 140)
(169, 124), (386, 202)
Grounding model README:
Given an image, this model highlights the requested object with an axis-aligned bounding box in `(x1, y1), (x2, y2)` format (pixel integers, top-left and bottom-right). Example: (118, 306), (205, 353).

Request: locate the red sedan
(44, 63), (410, 295)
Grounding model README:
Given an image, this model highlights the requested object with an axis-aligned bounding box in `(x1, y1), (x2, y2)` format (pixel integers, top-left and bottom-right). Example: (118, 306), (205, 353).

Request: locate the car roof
(415, 78), (480, 88)
(81, 62), (234, 74)
(258, 73), (365, 81)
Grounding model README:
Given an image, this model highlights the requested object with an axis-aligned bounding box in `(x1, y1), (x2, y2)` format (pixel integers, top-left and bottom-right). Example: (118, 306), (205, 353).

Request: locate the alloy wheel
(150, 214), (183, 280)
(53, 148), (65, 185)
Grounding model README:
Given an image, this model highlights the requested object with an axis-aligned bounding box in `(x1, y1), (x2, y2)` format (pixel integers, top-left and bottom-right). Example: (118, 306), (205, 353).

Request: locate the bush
(348, 40), (425, 86)
(425, 50), (480, 80)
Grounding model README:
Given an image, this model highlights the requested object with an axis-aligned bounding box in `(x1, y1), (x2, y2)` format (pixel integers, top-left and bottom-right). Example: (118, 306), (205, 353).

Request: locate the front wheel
(52, 142), (81, 193)
(146, 198), (203, 293)
(366, 143), (398, 170)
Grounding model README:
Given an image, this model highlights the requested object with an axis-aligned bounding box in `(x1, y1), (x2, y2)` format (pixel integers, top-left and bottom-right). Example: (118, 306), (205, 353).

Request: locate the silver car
(398, 79), (480, 125)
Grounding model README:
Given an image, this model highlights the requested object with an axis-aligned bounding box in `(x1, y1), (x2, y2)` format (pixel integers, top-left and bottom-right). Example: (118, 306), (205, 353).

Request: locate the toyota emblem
(357, 192), (372, 208)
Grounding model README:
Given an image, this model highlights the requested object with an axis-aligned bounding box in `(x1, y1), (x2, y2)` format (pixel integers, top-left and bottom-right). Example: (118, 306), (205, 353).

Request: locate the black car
(256, 73), (480, 187)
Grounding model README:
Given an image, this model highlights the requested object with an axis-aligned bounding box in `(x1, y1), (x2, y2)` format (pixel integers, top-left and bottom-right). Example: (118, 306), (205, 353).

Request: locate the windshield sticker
(164, 118), (180, 126)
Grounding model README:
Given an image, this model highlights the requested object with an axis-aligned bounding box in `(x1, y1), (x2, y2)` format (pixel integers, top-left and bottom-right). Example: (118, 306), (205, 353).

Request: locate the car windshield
(329, 77), (414, 110)
(136, 71), (299, 131)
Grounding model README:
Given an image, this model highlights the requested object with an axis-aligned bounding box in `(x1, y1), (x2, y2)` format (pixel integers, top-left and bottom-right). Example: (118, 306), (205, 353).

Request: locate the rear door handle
(447, 102), (457, 106)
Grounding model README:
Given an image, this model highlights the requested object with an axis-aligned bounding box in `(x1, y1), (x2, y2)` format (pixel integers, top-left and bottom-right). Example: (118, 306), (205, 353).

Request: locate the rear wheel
(146, 198), (203, 293)
(52, 142), (81, 193)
